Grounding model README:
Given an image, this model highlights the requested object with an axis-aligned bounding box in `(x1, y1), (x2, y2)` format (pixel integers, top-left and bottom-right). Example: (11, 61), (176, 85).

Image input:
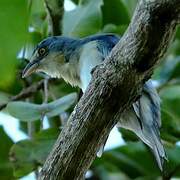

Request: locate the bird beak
(22, 60), (39, 78)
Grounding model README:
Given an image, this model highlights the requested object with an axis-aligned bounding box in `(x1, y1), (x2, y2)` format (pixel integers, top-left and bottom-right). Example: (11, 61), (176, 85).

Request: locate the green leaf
(102, 24), (127, 35)
(0, 92), (10, 104)
(71, 0), (79, 4)
(45, 93), (77, 117)
(6, 101), (42, 122)
(160, 85), (180, 120)
(161, 109), (180, 143)
(63, 0), (103, 37)
(10, 128), (59, 177)
(0, 126), (14, 179)
(164, 146), (180, 177)
(93, 142), (160, 179)
(6, 93), (77, 121)
(121, 0), (138, 17)
(156, 57), (180, 84)
(175, 26), (180, 40)
(169, 61), (180, 80)
(101, 0), (130, 26)
(119, 128), (138, 142)
(93, 142), (180, 178)
(0, 0), (28, 89)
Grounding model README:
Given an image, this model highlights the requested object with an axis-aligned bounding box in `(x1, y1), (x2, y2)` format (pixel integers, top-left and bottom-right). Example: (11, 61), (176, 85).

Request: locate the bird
(22, 34), (167, 170)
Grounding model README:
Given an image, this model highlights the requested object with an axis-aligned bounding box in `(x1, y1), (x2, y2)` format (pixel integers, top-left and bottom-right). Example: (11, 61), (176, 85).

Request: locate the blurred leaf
(164, 146), (180, 178)
(160, 85), (180, 120)
(101, 0), (130, 26)
(71, 0), (79, 4)
(6, 93), (77, 121)
(29, 31), (42, 45)
(45, 93), (77, 117)
(93, 142), (160, 179)
(160, 85), (180, 99)
(121, 0), (138, 17)
(93, 142), (180, 179)
(7, 102), (42, 122)
(156, 57), (180, 84)
(93, 166), (130, 180)
(169, 61), (180, 80)
(0, 126), (14, 179)
(119, 128), (138, 142)
(0, 92), (10, 104)
(30, 0), (46, 29)
(63, 0), (103, 37)
(108, 172), (130, 180)
(102, 24), (127, 35)
(49, 80), (79, 98)
(10, 128), (59, 177)
(30, 12), (47, 33)
(0, 0), (28, 89)
(175, 26), (180, 40)
(166, 39), (180, 56)
(161, 109), (180, 143)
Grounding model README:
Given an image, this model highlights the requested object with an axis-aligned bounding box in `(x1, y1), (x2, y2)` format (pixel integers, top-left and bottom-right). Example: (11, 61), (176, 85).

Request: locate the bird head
(22, 36), (78, 79)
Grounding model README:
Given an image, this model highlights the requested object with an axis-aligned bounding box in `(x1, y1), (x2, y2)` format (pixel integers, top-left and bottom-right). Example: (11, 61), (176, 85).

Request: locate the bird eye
(38, 47), (46, 56)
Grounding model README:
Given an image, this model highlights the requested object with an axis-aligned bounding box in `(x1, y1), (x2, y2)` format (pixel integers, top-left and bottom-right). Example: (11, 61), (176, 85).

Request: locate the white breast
(79, 41), (103, 92)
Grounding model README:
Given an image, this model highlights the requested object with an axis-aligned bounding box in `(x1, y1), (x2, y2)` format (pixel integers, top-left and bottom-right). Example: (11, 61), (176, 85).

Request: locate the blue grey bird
(22, 34), (167, 170)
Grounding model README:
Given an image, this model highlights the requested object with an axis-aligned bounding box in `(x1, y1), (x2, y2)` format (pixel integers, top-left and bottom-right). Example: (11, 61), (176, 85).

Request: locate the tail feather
(117, 80), (167, 170)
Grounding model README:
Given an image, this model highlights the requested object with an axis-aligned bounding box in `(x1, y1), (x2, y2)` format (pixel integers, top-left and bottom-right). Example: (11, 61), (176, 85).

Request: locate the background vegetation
(0, 0), (179, 179)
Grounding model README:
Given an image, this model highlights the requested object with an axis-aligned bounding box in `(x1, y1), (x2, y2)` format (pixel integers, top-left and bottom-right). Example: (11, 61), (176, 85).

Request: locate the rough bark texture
(44, 0), (64, 35)
(39, 0), (180, 179)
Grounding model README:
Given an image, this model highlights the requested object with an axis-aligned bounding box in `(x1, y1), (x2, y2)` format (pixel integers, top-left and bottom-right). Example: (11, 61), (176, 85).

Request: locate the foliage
(10, 128), (60, 177)
(0, 0), (179, 179)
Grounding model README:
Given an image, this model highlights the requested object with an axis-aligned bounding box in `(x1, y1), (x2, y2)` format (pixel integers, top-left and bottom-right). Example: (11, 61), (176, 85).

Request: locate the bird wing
(117, 80), (167, 170)
(79, 34), (120, 92)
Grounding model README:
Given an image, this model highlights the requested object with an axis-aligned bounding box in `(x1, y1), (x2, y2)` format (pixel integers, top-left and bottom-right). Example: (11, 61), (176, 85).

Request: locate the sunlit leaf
(7, 102), (42, 122)
(0, 0), (28, 89)
(63, 0), (103, 37)
(45, 93), (77, 117)
(6, 93), (77, 121)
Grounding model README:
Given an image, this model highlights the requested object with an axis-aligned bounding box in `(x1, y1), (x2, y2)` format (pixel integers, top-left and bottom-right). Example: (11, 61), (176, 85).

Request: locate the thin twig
(40, 78), (49, 129)
(43, 78), (49, 103)
(0, 80), (44, 111)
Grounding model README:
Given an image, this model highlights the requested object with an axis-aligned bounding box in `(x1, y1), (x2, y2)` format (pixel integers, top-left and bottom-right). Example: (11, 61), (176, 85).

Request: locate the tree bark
(39, 0), (180, 179)
(44, 0), (64, 35)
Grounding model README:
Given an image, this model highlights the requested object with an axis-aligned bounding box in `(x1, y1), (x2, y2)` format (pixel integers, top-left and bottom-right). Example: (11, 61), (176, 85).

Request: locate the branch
(39, 0), (180, 179)
(44, 0), (64, 35)
(0, 80), (44, 111)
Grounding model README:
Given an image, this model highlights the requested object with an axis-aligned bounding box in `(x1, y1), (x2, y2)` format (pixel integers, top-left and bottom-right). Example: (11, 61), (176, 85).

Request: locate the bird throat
(60, 63), (81, 87)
